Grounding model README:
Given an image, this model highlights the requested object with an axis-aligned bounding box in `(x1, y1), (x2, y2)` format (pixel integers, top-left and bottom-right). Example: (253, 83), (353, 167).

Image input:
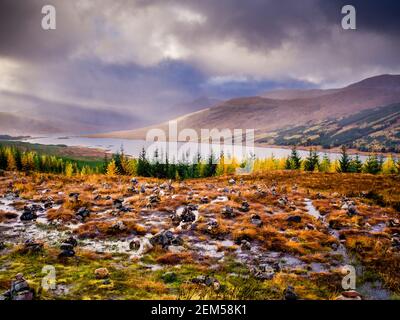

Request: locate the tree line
(1, 144), (399, 178)
(254, 146), (399, 174)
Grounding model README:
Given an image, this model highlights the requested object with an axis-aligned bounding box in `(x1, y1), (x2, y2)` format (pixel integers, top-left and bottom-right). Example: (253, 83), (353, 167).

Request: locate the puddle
(304, 198), (323, 220)
(358, 281), (391, 300)
(211, 196), (229, 203)
(370, 223), (386, 233)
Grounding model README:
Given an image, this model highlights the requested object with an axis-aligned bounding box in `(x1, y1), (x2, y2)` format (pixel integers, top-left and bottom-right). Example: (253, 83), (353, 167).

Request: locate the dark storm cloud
(0, 0), (399, 127)
(320, 0), (400, 36)
(0, 0), (85, 62)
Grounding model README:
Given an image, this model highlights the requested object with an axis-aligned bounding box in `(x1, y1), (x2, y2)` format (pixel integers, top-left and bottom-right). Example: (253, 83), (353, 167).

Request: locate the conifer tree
(363, 154), (381, 174)
(338, 146), (351, 173)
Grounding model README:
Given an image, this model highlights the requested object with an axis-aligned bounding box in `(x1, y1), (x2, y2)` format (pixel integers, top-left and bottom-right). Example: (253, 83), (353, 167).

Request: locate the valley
(1, 170), (399, 300)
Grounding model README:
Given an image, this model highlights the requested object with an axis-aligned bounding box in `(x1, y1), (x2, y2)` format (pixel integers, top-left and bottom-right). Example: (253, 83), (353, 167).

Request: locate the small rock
(23, 239), (43, 253)
(60, 243), (74, 251)
(1, 273), (34, 301)
(200, 196), (209, 204)
(63, 236), (78, 247)
(228, 178), (236, 185)
(222, 205), (235, 218)
(239, 201), (250, 212)
(191, 275), (220, 291)
(241, 240), (251, 251)
(20, 206), (38, 221)
(58, 249), (75, 258)
(76, 207), (90, 220)
(306, 223), (315, 230)
(283, 286), (298, 300)
(286, 215), (302, 223)
(347, 205), (358, 217)
(0, 241), (5, 250)
(150, 230), (183, 248)
(250, 214), (263, 227)
(129, 239), (141, 251)
(69, 192), (80, 202)
(388, 219), (400, 228)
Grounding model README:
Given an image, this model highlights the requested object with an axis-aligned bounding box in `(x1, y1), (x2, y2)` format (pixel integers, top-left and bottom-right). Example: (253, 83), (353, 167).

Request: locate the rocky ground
(0, 171), (399, 300)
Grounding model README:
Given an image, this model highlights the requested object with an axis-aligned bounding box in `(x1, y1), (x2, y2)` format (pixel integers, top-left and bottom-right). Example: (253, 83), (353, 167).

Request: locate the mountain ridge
(90, 74), (400, 148)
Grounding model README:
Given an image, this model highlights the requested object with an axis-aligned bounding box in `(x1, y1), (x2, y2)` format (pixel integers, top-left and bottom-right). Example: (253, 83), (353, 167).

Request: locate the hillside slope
(93, 74), (400, 146)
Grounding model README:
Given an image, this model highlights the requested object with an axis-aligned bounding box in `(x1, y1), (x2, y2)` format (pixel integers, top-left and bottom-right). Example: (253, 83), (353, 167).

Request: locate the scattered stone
(250, 214), (263, 227)
(20, 206), (38, 221)
(63, 236), (78, 247)
(286, 215), (302, 223)
(191, 275), (221, 291)
(1, 274), (34, 300)
(388, 219), (400, 228)
(222, 205), (235, 218)
(131, 178), (139, 185)
(69, 192), (80, 202)
(239, 201), (250, 212)
(113, 198), (124, 209)
(391, 234), (400, 249)
(347, 205), (358, 217)
(240, 240), (251, 251)
(109, 220), (127, 233)
(76, 207), (90, 220)
(94, 268), (110, 279)
(180, 206), (196, 223)
(200, 196), (209, 204)
(228, 178), (236, 185)
(94, 194), (102, 201)
(150, 230), (184, 248)
(251, 265), (275, 280)
(283, 285), (298, 300)
(278, 197), (288, 207)
(58, 248), (75, 258)
(22, 239), (43, 254)
(306, 223), (315, 230)
(129, 239), (141, 251)
(60, 243), (74, 251)
(207, 220), (219, 233)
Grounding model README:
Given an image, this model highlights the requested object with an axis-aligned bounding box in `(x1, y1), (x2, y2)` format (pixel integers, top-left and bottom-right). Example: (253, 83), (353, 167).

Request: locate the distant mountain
(261, 88), (339, 100)
(0, 91), (140, 135)
(0, 112), (62, 135)
(258, 103), (400, 153)
(93, 74), (400, 150)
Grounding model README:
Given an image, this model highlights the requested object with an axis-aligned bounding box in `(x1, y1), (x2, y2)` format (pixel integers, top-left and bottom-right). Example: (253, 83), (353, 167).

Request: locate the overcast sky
(0, 0), (399, 126)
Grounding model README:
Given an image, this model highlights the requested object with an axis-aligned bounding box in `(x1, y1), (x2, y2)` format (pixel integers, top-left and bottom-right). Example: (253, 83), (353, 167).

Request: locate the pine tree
(204, 152), (217, 177)
(338, 146), (351, 173)
(363, 154), (381, 174)
(287, 147), (302, 170)
(349, 154), (363, 173)
(304, 149), (319, 171)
